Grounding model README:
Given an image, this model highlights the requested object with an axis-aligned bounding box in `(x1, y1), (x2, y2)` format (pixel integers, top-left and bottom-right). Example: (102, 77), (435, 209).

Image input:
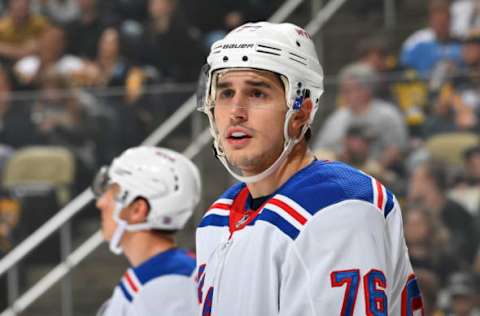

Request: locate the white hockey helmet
(93, 146), (202, 254)
(197, 22), (324, 183)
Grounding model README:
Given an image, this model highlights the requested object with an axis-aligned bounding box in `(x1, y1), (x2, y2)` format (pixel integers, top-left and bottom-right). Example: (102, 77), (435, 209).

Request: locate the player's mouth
(225, 127), (252, 148)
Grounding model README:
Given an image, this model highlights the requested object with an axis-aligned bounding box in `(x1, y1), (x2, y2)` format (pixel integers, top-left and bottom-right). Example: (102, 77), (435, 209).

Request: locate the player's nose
(229, 98), (249, 121)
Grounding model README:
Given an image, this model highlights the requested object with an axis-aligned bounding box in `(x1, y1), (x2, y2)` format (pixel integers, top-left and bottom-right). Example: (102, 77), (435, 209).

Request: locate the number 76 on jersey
(331, 270), (424, 316)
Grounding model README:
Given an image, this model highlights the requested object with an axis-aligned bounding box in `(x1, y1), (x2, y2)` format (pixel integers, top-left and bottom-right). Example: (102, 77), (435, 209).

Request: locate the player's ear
(289, 98), (312, 139)
(128, 198), (150, 223)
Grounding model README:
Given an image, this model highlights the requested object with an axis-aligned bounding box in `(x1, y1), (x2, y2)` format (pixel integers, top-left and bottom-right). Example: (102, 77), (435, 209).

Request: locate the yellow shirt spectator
(0, 14), (49, 45)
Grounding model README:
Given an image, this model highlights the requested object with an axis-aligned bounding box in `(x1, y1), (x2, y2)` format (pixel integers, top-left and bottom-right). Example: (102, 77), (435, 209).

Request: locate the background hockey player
(196, 21), (424, 315)
(93, 146), (201, 316)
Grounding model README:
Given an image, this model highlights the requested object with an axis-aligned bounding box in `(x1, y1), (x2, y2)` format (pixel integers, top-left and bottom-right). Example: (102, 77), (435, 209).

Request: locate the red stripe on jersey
(412, 297), (423, 311)
(375, 179), (384, 211)
(269, 198), (307, 225)
(209, 202), (230, 210)
(125, 271), (139, 293)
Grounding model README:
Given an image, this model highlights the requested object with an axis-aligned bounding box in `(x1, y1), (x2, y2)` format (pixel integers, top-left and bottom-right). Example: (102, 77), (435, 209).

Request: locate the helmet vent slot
(256, 44), (282, 56)
(289, 52), (306, 60)
(257, 44), (281, 51)
(289, 57), (307, 66)
(256, 49), (281, 56)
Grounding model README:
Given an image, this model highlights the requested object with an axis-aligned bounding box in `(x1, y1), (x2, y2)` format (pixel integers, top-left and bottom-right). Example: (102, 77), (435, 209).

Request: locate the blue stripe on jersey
(384, 190), (394, 218)
(119, 281), (133, 302)
(255, 209), (300, 240)
(133, 248), (195, 286)
(198, 214), (229, 228)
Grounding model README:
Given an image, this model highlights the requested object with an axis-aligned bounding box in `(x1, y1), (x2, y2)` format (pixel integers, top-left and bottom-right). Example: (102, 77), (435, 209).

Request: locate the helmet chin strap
(216, 108), (303, 184)
(109, 200), (127, 255)
(109, 219), (127, 255)
(108, 199), (156, 255)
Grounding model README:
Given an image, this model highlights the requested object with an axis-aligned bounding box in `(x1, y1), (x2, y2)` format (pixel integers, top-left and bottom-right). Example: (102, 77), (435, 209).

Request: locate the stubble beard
(224, 143), (284, 176)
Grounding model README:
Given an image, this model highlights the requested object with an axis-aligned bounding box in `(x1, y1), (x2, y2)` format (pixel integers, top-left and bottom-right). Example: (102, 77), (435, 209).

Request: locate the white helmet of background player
(197, 22), (324, 183)
(92, 146), (202, 255)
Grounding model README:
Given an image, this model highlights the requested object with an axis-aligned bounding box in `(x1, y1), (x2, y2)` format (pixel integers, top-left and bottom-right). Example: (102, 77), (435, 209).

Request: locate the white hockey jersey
(196, 160), (424, 316)
(100, 248), (197, 316)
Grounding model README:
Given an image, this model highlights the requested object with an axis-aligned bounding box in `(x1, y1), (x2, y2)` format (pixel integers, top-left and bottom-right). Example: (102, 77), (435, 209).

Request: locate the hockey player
(196, 22), (424, 315)
(93, 146), (201, 316)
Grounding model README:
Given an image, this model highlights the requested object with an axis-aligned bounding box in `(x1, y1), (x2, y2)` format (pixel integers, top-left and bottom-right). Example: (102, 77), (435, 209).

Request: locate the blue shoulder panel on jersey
(278, 160), (375, 216)
(133, 248), (195, 285)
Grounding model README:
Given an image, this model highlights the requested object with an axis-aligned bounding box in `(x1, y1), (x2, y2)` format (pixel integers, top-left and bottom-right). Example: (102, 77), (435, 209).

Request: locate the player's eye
(251, 89), (266, 99)
(218, 89), (234, 99)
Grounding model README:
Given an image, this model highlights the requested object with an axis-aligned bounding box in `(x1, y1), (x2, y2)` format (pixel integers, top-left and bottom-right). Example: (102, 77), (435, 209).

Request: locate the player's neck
(122, 232), (176, 267)
(247, 143), (314, 198)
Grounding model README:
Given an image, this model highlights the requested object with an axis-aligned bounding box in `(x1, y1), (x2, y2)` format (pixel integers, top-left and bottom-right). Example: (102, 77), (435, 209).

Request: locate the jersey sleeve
(279, 199), (419, 316)
(130, 275), (198, 316)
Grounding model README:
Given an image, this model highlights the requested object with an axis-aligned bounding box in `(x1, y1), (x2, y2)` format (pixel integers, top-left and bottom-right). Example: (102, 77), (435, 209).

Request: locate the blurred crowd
(313, 0), (480, 314)
(0, 0), (280, 256)
(0, 0), (478, 314)
(0, 0), (284, 309)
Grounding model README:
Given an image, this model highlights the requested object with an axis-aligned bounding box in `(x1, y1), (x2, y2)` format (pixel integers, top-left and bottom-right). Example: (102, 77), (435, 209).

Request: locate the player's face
(213, 69), (287, 175)
(96, 183), (119, 241)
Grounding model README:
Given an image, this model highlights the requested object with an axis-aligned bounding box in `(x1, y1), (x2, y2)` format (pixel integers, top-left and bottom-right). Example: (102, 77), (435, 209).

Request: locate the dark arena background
(0, 0), (479, 315)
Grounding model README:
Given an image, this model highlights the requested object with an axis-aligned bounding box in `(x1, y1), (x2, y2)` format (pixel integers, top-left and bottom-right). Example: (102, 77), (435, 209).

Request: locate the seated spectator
(400, 0), (463, 78)
(32, 68), (90, 145)
(65, 0), (106, 59)
(404, 206), (460, 283)
(356, 36), (391, 69)
(423, 82), (480, 137)
(449, 145), (480, 218)
(31, 0), (80, 25)
(0, 0), (50, 63)
(313, 63), (408, 171)
(444, 272), (480, 316)
(422, 32), (480, 137)
(32, 68), (96, 190)
(0, 65), (40, 147)
(337, 124), (398, 188)
(450, 0), (480, 38)
(88, 28), (141, 90)
(138, 0), (203, 82)
(354, 36), (432, 136)
(353, 35), (399, 102)
(84, 27), (149, 158)
(408, 160), (478, 263)
(14, 26), (84, 89)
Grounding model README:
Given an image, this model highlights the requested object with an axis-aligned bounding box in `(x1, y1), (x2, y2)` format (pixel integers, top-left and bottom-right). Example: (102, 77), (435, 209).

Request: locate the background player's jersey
(99, 248), (197, 316)
(196, 160), (424, 316)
